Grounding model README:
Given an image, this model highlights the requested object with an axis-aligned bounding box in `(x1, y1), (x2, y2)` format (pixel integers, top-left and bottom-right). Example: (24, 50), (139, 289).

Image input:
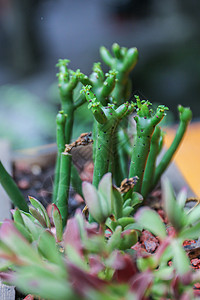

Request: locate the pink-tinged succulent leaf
(14, 222), (33, 243)
(52, 204), (63, 242)
(28, 196), (51, 228)
(12, 265), (73, 300)
(153, 236), (171, 263)
(0, 220), (42, 265)
(0, 240), (24, 265)
(180, 290), (194, 300)
(135, 207), (166, 239)
(98, 173), (113, 214)
(0, 271), (15, 282)
(38, 230), (63, 266)
(112, 253), (137, 283)
(171, 239), (190, 275)
(82, 181), (104, 223)
(162, 178), (186, 232)
(89, 255), (105, 275)
(23, 295), (34, 300)
(29, 207), (47, 227)
(20, 212), (44, 241)
(67, 261), (107, 297)
(119, 229), (138, 251)
(129, 271), (153, 299)
(63, 217), (83, 257)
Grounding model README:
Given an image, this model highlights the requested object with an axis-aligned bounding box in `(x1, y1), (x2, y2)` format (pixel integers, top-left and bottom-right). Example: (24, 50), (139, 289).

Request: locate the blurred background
(0, 0), (200, 149)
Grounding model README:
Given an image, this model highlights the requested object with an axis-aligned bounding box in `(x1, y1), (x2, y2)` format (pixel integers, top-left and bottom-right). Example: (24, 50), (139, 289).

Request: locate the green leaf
(186, 204), (200, 225)
(162, 178), (186, 232)
(0, 221), (42, 265)
(177, 188), (187, 209)
(135, 207), (166, 239)
(20, 212), (44, 241)
(119, 230), (137, 250)
(29, 206), (47, 227)
(117, 217), (135, 229)
(52, 204), (63, 242)
(113, 187), (123, 219)
(82, 182), (104, 223)
(105, 218), (118, 232)
(13, 265), (73, 300)
(13, 209), (25, 226)
(98, 173), (113, 213)
(107, 226), (122, 252)
(171, 239), (190, 275)
(180, 222), (200, 240)
(131, 192), (143, 207)
(14, 222), (33, 243)
(38, 230), (63, 266)
(29, 196), (51, 228)
(122, 206), (134, 217)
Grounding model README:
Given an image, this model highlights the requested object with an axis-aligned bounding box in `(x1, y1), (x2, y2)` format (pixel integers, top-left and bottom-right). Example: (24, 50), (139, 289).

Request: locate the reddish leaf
(67, 261), (107, 296)
(113, 253), (137, 283)
(63, 218), (83, 257)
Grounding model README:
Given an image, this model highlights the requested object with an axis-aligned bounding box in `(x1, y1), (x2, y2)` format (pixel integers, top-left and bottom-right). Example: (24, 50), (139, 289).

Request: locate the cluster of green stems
(0, 43), (192, 229)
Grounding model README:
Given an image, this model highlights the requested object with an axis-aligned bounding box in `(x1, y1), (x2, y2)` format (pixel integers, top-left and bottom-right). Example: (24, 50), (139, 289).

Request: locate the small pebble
(17, 179), (30, 189)
(31, 164), (42, 175)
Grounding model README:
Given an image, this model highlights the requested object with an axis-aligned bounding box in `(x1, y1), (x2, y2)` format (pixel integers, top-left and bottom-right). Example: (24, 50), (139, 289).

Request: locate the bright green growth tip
(106, 70), (118, 77)
(80, 84), (92, 94)
(178, 105), (192, 122)
(56, 59), (70, 68)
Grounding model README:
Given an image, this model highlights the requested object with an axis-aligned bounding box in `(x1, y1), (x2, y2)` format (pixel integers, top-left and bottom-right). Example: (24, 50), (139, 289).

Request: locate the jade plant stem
(141, 126), (161, 198)
(53, 111), (66, 203)
(56, 152), (72, 227)
(129, 97), (168, 193)
(152, 105), (192, 190)
(0, 161), (29, 212)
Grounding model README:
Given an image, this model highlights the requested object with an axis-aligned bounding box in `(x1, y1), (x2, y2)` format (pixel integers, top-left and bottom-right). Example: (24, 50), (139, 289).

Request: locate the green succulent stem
(153, 105), (192, 189)
(100, 43), (138, 105)
(141, 126), (161, 198)
(53, 111), (66, 203)
(0, 161), (29, 212)
(82, 85), (135, 189)
(57, 59), (80, 144)
(129, 98), (168, 193)
(56, 152), (72, 227)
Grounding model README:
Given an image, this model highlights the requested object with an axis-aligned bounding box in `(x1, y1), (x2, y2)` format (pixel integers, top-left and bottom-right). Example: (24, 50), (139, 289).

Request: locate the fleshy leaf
(29, 196), (51, 228)
(171, 239), (190, 275)
(135, 207), (166, 239)
(0, 220), (42, 265)
(186, 204), (200, 225)
(162, 178), (186, 232)
(113, 187), (123, 219)
(29, 207), (47, 227)
(98, 173), (113, 214)
(38, 230), (63, 266)
(52, 204), (63, 242)
(82, 182), (105, 224)
(107, 226), (122, 252)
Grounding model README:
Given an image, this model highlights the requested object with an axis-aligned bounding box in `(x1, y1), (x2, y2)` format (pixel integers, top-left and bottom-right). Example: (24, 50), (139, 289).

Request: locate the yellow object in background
(164, 123), (200, 197)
